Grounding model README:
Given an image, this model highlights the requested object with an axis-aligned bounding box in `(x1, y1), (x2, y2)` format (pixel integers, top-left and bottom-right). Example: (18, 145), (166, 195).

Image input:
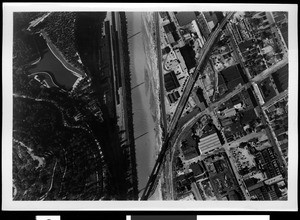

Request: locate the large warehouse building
(198, 132), (222, 155)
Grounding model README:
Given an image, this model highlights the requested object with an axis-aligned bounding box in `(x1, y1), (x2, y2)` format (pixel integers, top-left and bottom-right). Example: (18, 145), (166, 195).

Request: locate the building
(240, 108), (258, 125)
(175, 11), (198, 27)
(252, 11), (271, 30)
(179, 44), (196, 73)
(175, 173), (192, 195)
(196, 12), (211, 40)
(163, 21), (177, 34)
(238, 39), (255, 54)
(163, 22), (180, 45)
(272, 12), (288, 48)
(238, 39), (264, 73)
(264, 174), (284, 185)
(189, 161), (206, 181)
(162, 46), (171, 55)
(191, 93), (206, 112)
(191, 20), (206, 46)
(178, 192), (196, 200)
(280, 142), (288, 160)
(167, 91), (180, 103)
(251, 12), (288, 57)
(228, 22), (244, 44)
(164, 71), (180, 92)
(219, 64), (247, 92)
(198, 132), (222, 155)
(249, 181), (282, 200)
(255, 147), (282, 179)
(238, 18), (254, 40)
(249, 183), (270, 200)
(181, 135), (200, 160)
(203, 11), (224, 32)
(261, 45), (273, 54)
(195, 87), (208, 110)
(258, 77), (277, 102)
(159, 12), (169, 20)
(252, 83), (265, 105)
(217, 107), (237, 119)
(220, 117), (233, 127)
(272, 64), (288, 93)
(274, 127), (286, 137)
(174, 48), (189, 74)
(227, 190), (244, 200)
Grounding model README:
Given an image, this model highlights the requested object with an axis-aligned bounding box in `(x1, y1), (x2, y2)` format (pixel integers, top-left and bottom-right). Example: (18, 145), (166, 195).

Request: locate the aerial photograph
(8, 5), (294, 204)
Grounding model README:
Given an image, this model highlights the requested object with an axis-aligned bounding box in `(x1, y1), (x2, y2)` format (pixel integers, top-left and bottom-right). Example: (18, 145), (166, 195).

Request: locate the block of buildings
(164, 71), (180, 92)
(175, 11), (198, 27)
(198, 132), (222, 155)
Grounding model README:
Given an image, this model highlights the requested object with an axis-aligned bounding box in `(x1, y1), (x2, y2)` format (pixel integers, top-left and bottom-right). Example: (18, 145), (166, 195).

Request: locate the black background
(0, 212), (299, 220)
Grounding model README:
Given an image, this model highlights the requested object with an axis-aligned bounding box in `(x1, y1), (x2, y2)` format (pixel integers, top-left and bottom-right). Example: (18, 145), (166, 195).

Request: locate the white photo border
(2, 3), (298, 211)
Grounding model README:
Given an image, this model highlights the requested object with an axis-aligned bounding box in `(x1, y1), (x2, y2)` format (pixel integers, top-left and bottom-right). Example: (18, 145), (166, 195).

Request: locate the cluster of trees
(34, 12), (85, 73)
(13, 11), (141, 200)
(13, 13), (43, 67)
(13, 12), (46, 34)
(13, 97), (108, 200)
(13, 13), (110, 199)
(13, 37), (40, 67)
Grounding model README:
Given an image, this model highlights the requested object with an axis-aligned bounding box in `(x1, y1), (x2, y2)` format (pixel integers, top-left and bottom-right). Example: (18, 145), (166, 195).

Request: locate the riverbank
(141, 12), (164, 200)
(141, 12), (164, 154)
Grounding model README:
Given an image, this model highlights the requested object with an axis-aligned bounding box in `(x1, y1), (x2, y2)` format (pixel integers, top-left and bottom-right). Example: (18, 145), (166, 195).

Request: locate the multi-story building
(175, 11), (198, 27)
(167, 91), (181, 104)
(202, 11), (224, 32)
(163, 22), (181, 47)
(191, 20), (206, 47)
(164, 71), (181, 92)
(251, 12), (288, 58)
(228, 21), (244, 44)
(272, 12), (288, 48)
(255, 147), (282, 179)
(249, 182), (282, 200)
(196, 12), (212, 40)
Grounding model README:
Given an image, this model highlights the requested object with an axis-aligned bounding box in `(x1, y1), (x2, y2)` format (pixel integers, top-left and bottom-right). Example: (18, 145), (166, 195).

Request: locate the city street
(262, 89), (288, 110)
(141, 10), (289, 201)
(168, 12), (235, 134)
(251, 57), (288, 83)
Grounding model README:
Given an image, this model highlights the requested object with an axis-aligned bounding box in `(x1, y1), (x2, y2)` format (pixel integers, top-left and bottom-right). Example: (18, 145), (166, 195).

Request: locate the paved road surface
(251, 58), (288, 83)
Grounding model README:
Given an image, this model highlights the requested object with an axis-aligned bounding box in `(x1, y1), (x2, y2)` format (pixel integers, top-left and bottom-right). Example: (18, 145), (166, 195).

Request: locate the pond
(28, 35), (78, 90)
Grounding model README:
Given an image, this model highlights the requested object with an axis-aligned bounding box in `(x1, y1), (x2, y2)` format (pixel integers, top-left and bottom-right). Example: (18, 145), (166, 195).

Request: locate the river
(126, 12), (160, 195)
